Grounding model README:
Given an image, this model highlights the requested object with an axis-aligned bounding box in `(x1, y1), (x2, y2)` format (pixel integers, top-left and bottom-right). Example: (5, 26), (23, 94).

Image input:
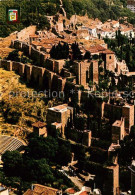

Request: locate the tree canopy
(1, 0), (135, 37)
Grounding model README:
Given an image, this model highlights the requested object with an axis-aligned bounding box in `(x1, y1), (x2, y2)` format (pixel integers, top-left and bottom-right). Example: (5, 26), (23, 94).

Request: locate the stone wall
(112, 118), (125, 143)
(31, 47), (41, 65)
(122, 105), (134, 133)
(22, 43), (30, 56)
(13, 40), (22, 50)
(73, 60), (99, 88)
(92, 60), (99, 84)
(12, 61), (25, 76)
(17, 25), (36, 41)
(25, 64), (32, 82)
(0, 59), (66, 92)
(54, 60), (65, 74)
(1, 60), (12, 71)
(104, 103), (122, 122)
(31, 66), (45, 88)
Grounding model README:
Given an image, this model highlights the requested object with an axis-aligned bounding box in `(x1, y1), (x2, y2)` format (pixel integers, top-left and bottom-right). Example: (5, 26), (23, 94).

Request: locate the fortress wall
(13, 40), (22, 50)
(44, 69), (55, 90)
(18, 63), (25, 76)
(12, 61), (20, 72)
(52, 74), (59, 91)
(17, 25), (36, 41)
(25, 64), (32, 82)
(40, 52), (47, 67)
(22, 43), (30, 56)
(112, 104), (122, 121)
(31, 66), (45, 88)
(1, 59), (72, 93)
(12, 61), (25, 76)
(104, 103), (122, 122)
(51, 74), (66, 92)
(54, 60), (65, 74)
(57, 77), (66, 92)
(0, 59), (133, 131)
(31, 47), (41, 65)
(1, 60), (12, 71)
(45, 58), (55, 71)
(92, 60), (99, 84)
(12, 41), (49, 69)
(104, 103), (113, 119)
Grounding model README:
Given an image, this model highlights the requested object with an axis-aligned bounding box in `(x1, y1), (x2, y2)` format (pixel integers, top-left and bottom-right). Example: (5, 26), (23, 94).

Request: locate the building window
(109, 56), (111, 59)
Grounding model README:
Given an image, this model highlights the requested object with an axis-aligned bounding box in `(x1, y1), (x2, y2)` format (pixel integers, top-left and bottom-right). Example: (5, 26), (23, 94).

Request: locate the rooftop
(65, 188), (76, 194)
(101, 49), (114, 54)
(79, 192), (89, 195)
(24, 184), (60, 195)
(0, 135), (25, 155)
(49, 104), (68, 112)
(32, 121), (46, 128)
(112, 120), (123, 127)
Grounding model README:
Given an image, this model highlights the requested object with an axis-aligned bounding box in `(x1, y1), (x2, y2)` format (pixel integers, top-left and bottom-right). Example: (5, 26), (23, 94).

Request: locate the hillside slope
(63, 0), (134, 22)
(0, 68), (53, 139)
(0, 0), (135, 37)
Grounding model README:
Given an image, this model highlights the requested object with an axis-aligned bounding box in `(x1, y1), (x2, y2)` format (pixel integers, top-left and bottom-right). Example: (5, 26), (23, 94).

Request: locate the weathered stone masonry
(0, 59), (66, 92)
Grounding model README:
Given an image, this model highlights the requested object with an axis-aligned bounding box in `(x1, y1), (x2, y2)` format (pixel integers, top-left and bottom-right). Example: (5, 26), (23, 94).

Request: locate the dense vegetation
(1, 0), (135, 37)
(50, 42), (69, 59)
(0, 134), (73, 193)
(63, 0), (133, 21)
(104, 30), (135, 71)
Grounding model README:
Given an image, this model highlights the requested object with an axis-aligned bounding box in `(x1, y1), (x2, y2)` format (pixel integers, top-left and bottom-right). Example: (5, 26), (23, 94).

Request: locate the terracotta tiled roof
(32, 121), (46, 128)
(65, 188), (76, 194)
(101, 49), (114, 54)
(23, 189), (33, 195)
(79, 191), (89, 195)
(87, 44), (106, 53)
(29, 35), (39, 38)
(24, 184), (59, 195)
(111, 20), (119, 25)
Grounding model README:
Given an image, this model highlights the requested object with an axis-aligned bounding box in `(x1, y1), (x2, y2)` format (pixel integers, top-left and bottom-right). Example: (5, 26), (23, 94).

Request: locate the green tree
(57, 145), (72, 165)
(6, 50), (20, 62)
(26, 136), (58, 160)
(2, 151), (23, 177)
(71, 42), (82, 60)
(50, 42), (69, 59)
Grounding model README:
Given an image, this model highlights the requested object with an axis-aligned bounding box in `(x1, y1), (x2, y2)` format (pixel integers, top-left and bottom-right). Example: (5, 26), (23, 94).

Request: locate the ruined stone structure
(112, 117), (125, 143)
(0, 59), (66, 92)
(46, 104), (73, 137)
(16, 25), (36, 42)
(101, 50), (116, 72)
(73, 60), (99, 88)
(1, 60), (13, 71)
(88, 45), (117, 72)
(0, 58), (134, 137)
(103, 103), (134, 134)
(122, 104), (134, 133)
(32, 121), (47, 137)
(82, 130), (92, 147)
(104, 157), (120, 195)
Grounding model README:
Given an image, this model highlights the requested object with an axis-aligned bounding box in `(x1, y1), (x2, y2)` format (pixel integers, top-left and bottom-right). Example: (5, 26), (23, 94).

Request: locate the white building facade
(127, 0), (135, 13)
